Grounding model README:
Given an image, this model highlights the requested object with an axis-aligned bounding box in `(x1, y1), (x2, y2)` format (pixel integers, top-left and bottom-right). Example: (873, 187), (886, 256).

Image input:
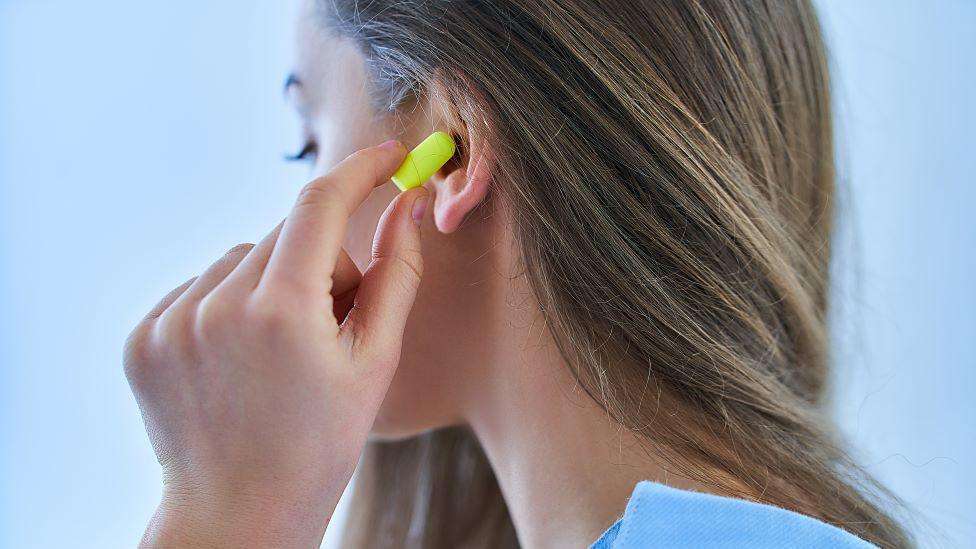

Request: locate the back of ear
(427, 131), (494, 234)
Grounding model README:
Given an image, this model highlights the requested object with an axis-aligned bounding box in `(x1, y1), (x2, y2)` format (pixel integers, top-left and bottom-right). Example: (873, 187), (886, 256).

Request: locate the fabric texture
(589, 481), (876, 548)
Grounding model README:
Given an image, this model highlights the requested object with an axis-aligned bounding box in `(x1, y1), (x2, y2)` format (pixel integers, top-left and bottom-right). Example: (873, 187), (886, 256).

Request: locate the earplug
(391, 131), (457, 192)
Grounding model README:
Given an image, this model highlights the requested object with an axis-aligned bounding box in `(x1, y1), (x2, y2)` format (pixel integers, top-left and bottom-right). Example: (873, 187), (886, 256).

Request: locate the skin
(126, 140), (429, 547)
(127, 6), (708, 548)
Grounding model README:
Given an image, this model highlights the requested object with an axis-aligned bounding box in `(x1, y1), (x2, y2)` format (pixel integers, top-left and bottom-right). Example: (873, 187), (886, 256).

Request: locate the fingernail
(379, 139), (401, 149)
(411, 196), (429, 227)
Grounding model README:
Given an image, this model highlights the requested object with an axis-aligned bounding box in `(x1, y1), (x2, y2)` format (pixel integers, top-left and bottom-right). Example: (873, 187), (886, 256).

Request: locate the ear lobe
(428, 135), (493, 234)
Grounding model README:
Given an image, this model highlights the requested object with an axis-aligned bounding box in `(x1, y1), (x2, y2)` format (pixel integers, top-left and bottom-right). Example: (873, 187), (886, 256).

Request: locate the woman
(124, 0), (912, 547)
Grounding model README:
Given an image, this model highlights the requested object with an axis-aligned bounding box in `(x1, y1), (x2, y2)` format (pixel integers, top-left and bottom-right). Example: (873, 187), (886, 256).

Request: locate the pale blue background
(0, 1), (972, 547)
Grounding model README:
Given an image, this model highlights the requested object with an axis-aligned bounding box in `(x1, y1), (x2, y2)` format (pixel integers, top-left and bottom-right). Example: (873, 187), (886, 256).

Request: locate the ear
(427, 128), (494, 234)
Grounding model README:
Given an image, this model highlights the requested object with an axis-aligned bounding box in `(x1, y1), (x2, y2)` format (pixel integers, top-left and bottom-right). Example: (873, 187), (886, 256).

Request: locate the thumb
(341, 186), (429, 370)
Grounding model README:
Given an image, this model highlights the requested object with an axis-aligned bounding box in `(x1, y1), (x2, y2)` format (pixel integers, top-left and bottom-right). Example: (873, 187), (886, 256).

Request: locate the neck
(463, 296), (699, 549)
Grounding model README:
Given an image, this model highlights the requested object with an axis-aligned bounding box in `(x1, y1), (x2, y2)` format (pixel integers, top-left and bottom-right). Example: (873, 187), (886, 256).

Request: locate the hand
(124, 140), (427, 548)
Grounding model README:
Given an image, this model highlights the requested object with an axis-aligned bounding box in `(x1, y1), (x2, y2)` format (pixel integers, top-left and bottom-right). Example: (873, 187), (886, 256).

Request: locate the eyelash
(286, 140), (318, 163)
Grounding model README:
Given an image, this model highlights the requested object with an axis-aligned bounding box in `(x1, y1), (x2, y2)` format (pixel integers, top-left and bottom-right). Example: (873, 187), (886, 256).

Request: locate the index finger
(261, 140), (407, 296)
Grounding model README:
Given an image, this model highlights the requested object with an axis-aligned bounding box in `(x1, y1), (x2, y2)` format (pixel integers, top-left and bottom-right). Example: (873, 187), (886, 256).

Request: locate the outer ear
(427, 129), (494, 234)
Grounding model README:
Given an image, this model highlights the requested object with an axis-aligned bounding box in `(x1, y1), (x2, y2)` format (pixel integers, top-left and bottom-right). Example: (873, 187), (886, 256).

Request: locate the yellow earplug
(391, 131), (456, 192)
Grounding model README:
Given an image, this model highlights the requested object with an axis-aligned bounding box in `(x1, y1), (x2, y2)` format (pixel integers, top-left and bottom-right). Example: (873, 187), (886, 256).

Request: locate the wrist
(141, 486), (332, 549)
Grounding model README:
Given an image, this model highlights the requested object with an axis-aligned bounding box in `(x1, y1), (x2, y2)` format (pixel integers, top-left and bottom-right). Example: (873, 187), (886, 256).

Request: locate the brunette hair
(318, 1), (912, 547)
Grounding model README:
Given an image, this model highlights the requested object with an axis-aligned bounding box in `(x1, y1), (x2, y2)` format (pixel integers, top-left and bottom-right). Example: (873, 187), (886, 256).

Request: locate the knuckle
(226, 242), (255, 256)
(390, 247), (424, 285)
(194, 294), (236, 343)
(344, 148), (373, 164)
(295, 179), (336, 209)
(122, 325), (152, 381)
(245, 293), (299, 335)
(246, 290), (338, 344)
(157, 308), (197, 357)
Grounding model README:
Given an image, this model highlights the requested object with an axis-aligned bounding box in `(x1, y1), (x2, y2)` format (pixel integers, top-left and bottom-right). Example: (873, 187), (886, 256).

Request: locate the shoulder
(590, 481), (877, 549)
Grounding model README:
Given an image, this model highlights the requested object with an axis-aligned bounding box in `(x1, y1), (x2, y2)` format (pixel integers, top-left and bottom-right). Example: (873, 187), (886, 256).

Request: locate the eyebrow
(284, 72), (302, 94)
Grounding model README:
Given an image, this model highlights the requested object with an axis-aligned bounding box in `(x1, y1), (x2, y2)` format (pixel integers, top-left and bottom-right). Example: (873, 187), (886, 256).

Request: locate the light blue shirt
(590, 481), (876, 548)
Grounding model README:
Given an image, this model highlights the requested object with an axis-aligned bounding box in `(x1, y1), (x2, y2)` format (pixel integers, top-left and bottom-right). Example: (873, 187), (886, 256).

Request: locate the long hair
(319, 1), (912, 547)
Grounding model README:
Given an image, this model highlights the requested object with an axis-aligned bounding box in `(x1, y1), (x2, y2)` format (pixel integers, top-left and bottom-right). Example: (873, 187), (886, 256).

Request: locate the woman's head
(290, 0), (910, 546)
